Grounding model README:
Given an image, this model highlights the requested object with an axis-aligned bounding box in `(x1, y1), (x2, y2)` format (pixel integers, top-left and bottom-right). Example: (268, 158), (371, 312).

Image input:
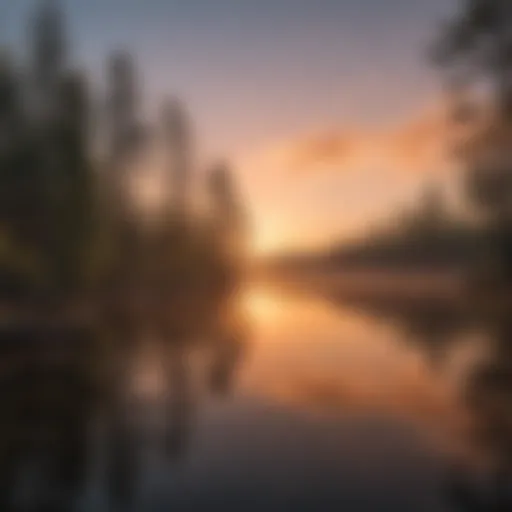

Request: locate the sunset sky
(1, 0), (461, 254)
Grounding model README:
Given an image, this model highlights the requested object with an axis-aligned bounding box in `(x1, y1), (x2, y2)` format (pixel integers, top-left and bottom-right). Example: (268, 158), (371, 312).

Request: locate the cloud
(276, 130), (365, 173)
(259, 102), (453, 176)
(385, 104), (451, 173)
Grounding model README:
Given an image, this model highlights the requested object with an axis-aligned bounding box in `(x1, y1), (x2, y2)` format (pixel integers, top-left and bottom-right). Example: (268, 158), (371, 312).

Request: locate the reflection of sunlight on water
(243, 282), (368, 338)
(240, 281), (481, 463)
(243, 286), (284, 323)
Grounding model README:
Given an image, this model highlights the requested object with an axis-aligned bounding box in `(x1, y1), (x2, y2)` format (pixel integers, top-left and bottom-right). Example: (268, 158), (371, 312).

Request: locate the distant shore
(265, 267), (463, 297)
(262, 266), (512, 316)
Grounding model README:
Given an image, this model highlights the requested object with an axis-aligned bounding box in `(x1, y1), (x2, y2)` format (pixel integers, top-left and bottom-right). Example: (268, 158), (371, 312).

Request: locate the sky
(0, 0), (461, 255)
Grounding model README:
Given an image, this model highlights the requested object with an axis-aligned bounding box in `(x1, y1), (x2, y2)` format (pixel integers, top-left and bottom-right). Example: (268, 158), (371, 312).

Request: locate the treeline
(270, 186), (484, 275)
(0, 0), (246, 309)
(0, 0), (93, 300)
(326, 186), (484, 273)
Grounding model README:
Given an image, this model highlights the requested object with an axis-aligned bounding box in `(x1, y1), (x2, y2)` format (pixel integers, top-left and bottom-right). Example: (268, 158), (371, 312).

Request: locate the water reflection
(322, 290), (512, 511)
(0, 291), (248, 511)
(2, 283), (512, 510)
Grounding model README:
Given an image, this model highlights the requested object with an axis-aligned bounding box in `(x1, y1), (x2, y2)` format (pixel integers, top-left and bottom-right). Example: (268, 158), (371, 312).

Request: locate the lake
(0, 279), (510, 511)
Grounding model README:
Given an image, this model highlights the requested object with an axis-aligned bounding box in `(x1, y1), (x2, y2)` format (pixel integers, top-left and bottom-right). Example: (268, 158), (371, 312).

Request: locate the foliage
(433, 0), (512, 284)
(0, 1), (246, 310)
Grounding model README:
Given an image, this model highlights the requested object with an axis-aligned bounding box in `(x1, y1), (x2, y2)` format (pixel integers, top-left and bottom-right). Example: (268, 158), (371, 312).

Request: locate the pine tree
(161, 97), (192, 217)
(107, 52), (141, 166)
(31, 0), (67, 118)
(433, 0), (512, 283)
(208, 161), (247, 281)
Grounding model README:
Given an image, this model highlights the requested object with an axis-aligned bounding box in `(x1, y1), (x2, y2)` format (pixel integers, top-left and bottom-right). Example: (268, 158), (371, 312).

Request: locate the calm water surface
(1, 281), (510, 511)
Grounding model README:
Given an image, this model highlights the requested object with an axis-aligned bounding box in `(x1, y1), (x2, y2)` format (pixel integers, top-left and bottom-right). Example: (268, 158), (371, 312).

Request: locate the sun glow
(244, 287), (284, 322)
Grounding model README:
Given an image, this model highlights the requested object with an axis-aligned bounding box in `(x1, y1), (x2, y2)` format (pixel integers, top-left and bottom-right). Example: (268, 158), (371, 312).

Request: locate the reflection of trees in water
(0, 294), (249, 511)
(429, 311), (512, 511)
(443, 460), (512, 512)
(101, 295), (249, 509)
(444, 316), (512, 512)
(0, 328), (95, 511)
(328, 293), (472, 368)
(331, 292), (512, 510)
(462, 314), (512, 477)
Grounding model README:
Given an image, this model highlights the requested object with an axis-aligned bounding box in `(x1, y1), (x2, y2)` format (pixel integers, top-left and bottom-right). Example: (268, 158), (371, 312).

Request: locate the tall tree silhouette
(51, 70), (93, 292)
(0, 51), (43, 293)
(162, 97), (192, 217)
(106, 52), (141, 166)
(433, 0), (512, 118)
(31, 0), (67, 119)
(209, 161), (247, 259)
(433, 0), (512, 284)
(105, 51), (142, 213)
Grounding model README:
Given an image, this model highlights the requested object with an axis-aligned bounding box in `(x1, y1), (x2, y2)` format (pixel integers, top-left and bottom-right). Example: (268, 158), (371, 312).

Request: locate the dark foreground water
(1, 281), (511, 511)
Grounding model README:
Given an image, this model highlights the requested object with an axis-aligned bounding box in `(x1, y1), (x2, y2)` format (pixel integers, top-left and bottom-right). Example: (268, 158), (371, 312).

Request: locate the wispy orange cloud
(259, 102), (454, 176)
(277, 130), (364, 173)
(385, 105), (450, 172)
